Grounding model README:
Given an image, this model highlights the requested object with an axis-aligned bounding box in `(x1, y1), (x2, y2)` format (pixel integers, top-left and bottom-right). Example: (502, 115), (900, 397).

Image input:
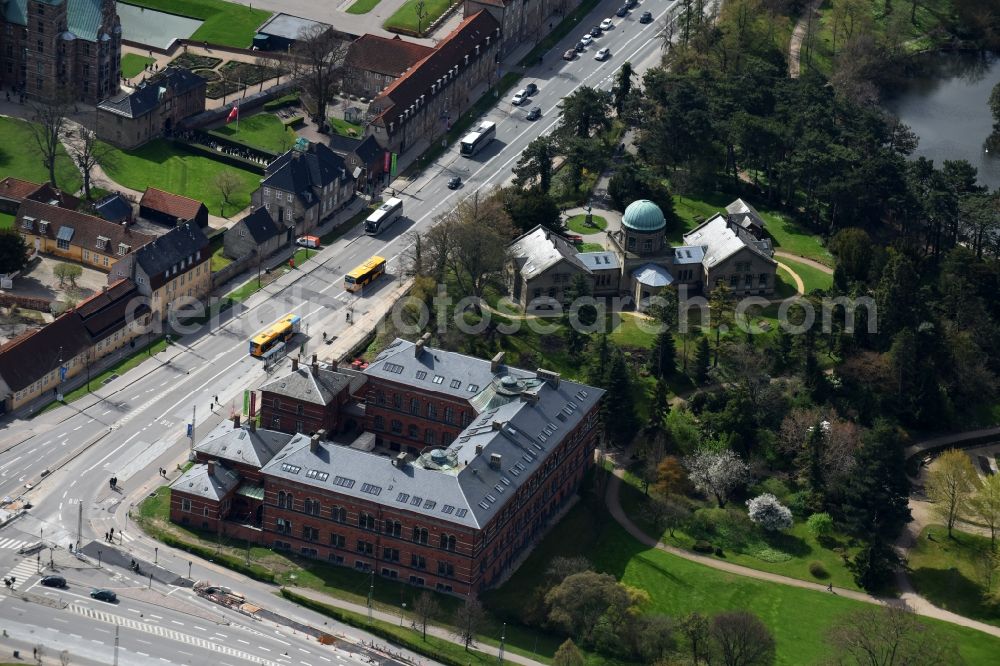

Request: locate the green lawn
(0, 211), (14, 230)
(384, 0), (453, 36)
(0, 117), (82, 193)
(211, 246), (232, 271)
(99, 139), (259, 216)
(328, 117), (363, 138)
(120, 53), (155, 78)
(576, 242), (604, 253)
(779, 256), (833, 293)
(346, 0), (382, 14)
(609, 312), (659, 349)
(775, 265), (800, 298)
(908, 524), (1000, 627)
(485, 491), (1000, 665)
(121, 0), (271, 48)
(565, 213), (607, 234)
(213, 113), (297, 153)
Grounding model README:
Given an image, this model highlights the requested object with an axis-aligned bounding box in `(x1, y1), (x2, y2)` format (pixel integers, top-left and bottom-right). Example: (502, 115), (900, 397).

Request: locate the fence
(0, 293), (51, 312)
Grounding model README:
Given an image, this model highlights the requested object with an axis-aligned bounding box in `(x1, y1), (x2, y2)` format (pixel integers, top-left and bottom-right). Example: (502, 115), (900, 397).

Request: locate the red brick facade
(262, 405), (600, 595)
(363, 378), (472, 455)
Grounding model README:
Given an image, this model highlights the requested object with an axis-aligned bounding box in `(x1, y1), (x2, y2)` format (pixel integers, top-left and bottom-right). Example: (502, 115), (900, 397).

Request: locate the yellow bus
(249, 313), (301, 358)
(345, 256), (386, 293)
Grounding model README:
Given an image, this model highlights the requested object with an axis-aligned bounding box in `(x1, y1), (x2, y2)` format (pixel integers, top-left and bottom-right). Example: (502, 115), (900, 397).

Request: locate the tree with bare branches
(827, 605), (959, 665)
(214, 171), (242, 216)
(452, 595), (486, 651)
(411, 591), (439, 640)
(291, 26), (347, 127)
(66, 127), (114, 200)
(28, 95), (73, 187)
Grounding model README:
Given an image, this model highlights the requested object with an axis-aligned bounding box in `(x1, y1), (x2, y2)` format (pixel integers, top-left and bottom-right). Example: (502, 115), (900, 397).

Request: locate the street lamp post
(188, 561), (193, 579)
(399, 602), (406, 626)
(98, 549), (102, 568)
(154, 547), (158, 565)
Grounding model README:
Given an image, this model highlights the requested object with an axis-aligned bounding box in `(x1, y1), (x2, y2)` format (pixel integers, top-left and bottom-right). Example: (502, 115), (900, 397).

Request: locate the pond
(883, 51), (1000, 190)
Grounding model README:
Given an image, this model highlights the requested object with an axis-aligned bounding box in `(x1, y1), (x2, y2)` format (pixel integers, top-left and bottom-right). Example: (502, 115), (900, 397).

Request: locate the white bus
(364, 197), (404, 235)
(460, 121), (497, 157)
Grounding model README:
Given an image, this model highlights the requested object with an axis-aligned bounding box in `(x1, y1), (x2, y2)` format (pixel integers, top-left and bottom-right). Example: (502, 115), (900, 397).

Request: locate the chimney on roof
(475, 444), (484, 456)
(521, 392), (540, 406)
(489, 453), (502, 470)
(490, 351), (504, 372)
(414, 332), (431, 358)
(232, 415), (241, 429)
(392, 452), (408, 468)
(292, 356), (299, 372)
(311, 354), (319, 376)
(536, 369), (560, 388)
(491, 421), (503, 431)
(207, 460), (215, 477)
(309, 433), (320, 453)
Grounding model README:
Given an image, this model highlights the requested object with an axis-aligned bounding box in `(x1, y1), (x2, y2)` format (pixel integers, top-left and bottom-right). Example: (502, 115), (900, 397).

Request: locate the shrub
(693, 540), (713, 553)
(747, 493), (793, 531)
(755, 477), (791, 501)
(809, 561), (829, 579)
(807, 512), (835, 538)
(750, 546), (792, 563)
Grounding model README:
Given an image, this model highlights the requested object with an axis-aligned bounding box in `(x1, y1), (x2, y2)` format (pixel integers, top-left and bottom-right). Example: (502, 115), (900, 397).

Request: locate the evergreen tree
(848, 539), (901, 592)
(612, 62), (633, 115)
(840, 420), (911, 540)
(874, 249), (920, 345)
(694, 336), (711, 385)
(588, 334), (611, 387)
(602, 351), (638, 446)
(652, 329), (677, 379)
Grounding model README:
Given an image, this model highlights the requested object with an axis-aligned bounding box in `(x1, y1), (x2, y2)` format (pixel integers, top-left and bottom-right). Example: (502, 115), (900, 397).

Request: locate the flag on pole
(226, 104), (239, 124)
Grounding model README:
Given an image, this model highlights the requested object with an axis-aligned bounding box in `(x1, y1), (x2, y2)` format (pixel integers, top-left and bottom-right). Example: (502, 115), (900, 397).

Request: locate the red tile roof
(0, 177), (40, 202)
(371, 10), (500, 132)
(27, 183), (80, 211)
(140, 188), (206, 222)
(16, 200), (155, 258)
(345, 34), (434, 79)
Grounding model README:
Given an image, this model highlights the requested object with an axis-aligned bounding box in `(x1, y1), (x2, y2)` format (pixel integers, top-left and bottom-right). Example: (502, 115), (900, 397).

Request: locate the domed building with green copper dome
(505, 197), (778, 312)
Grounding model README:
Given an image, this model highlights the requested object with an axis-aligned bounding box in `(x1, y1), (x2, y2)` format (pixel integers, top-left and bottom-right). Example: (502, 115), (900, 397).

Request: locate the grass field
(0, 117), (82, 193)
(908, 524), (1000, 627)
(576, 242), (604, 253)
(121, 0), (270, 48)
(779, 256), (833, 293)
(213, 113), (297, 153)
(775, 265), (800, 298)
(211, 246), (233, 271)
(121, 53), (155, 78)
(328, 117), (363, 137)
(565, 213), (607, 234)
(671, 191), (834, 266)
(99, 139), (259, 216)
(384, 0), (452, 36)
(0, 211), (14, 230)
(485, 491), (1000, 665)
(346, 0), (382, 14)
(609, 312), (659, 349)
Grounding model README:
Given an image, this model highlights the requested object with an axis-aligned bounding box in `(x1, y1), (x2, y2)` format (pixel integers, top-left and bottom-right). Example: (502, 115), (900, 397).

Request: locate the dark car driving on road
(447, 176), (462, 189)
(639, 11), (653, 23)
(40, 575), (66, 588)
(526, 107), (542, 121)
(91, 589), (117, 603)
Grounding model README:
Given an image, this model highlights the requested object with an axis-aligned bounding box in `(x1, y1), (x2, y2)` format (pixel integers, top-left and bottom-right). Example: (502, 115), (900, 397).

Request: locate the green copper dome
(622, 199), (665, 232)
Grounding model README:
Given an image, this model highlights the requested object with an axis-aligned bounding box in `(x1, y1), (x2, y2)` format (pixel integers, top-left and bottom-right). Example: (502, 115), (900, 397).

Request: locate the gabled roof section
(576, 251), (619, 271)
(683, 213), (776, 268)
(262, 142), (349, 202)
(726, 198), (766, 230)
(99, 68), (205, 118)
(94, 193), (132, 222)
(170, 462), (240, 501)
(74, 279), (149, 342)
(237, 207), (283, 244)
(259, 365), (351, 406)
(371, 10), (500, 132)
(0, 177), (40, 201)
(139, 187), (206, 221)
(345, 34), (433, 79)
(195, 420), (292, 469)
(508, 225), (588, 280)
(131, 221), (209, 280)
(16, 199), (154, 255)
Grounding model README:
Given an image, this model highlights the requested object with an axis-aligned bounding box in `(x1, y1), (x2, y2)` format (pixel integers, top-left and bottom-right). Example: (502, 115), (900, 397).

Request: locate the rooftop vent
(490, 351), (505, 372)
(489, 453), (502, 470)
(536, 369), (560, 388)
(392, 452), (408, 468)
(414, 331), (431, 357)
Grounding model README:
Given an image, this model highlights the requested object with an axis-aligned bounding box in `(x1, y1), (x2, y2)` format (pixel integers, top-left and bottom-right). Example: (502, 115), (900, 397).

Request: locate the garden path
(788, 0), (823, 78)
(774, 249), (834, 275)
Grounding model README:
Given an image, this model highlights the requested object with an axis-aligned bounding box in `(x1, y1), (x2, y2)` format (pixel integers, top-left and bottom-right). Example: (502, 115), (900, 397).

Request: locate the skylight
(360, 483), (382, 496)
(281, 463), (301, 474)
(333, 476), (355, 489)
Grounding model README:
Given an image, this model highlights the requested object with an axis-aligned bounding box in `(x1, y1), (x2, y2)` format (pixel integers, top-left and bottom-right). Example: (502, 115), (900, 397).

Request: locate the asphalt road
(0, 0), (685, 662)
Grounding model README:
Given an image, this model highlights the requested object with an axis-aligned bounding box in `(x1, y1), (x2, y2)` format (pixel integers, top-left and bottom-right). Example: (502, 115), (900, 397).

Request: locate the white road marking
(84, 430), (140, 472)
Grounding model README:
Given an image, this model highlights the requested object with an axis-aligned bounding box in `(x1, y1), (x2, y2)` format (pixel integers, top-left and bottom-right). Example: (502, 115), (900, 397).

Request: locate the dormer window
(21, 216), (34, 230)
(117, 243), (130, 256)
(38, 220), (49, 234)
(96, 235), (108, 250)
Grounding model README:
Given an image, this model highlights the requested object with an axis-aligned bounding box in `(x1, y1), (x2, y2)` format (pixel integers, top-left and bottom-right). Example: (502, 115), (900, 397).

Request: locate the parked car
(616, 6), (629, 17)
(91, 589), (117, 603)
(564, 234), (584, 245)
(511, 89), (528, 105)
(447, 176), (462, 189)
(524, 82), (538, 96)
(580, 33), (593, 46)
(639, 11), (653, 23)
(590, 26), (602, 37)
(295, 235), (320, 249)
(40, 575), (66, 588)
(600, 18), (614, 30)
(563, 49), (577, 60)
(526, 107), (542, 121)
(575, 40), (586, 52)
(595, 48), (611, 61)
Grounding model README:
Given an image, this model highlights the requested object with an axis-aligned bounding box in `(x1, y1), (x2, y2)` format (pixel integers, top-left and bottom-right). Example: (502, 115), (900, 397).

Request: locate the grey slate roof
(508, 225), (587, 281)
(673, 245), (705, 265)
(683, 213), (776, 268)
(725, 198), (766, 230)
(194, 420), (291, 469)
(259, 364), (351, 406)
(171, 462), (240, 501)
(261, 143), (350, 206)
(265, 342), (603, 529)
(132, 221), (209, 281)
(98, 68), (204, 118)
(633, 263), (674, 287)
(94, 193), (132, 223)
(576, 251), (619, 271)
(238, 207), (283, 244)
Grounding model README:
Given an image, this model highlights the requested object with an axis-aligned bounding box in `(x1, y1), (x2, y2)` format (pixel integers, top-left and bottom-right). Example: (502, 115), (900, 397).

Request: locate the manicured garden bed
(168, 52), (222, 71)
(565, 213), (607, 234)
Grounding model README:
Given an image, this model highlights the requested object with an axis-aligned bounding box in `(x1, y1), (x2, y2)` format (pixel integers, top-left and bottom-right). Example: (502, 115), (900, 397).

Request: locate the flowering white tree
(747, 494), (793, 531)
(684, 449), (751, 507)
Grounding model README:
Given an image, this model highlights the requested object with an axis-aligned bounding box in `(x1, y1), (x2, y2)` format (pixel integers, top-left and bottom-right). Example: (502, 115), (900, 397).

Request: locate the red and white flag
(226, 104), (239, 123)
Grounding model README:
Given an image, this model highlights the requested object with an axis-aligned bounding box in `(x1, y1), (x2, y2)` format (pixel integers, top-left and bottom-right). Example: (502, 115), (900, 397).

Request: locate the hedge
(170, 139), (267, 174)
(151, 529), (276, 583)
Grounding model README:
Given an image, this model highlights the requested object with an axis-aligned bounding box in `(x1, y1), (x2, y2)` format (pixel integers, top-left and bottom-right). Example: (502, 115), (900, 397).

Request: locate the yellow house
(16, 199), (154, 272)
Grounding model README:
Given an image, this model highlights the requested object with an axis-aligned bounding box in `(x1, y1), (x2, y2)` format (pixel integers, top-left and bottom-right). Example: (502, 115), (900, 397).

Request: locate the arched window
(408, 424), (419, 439)
(277, 491), (286, 508)
(412, 527), (428, 545)
(440, 534), (456, 551)
(331, 506), (346, 523)
(410, 398), (420, 414)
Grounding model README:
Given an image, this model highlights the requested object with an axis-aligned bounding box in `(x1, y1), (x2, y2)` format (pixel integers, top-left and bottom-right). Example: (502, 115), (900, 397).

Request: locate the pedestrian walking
(110, 527), (114, 538)
(827, 582), (834, 592)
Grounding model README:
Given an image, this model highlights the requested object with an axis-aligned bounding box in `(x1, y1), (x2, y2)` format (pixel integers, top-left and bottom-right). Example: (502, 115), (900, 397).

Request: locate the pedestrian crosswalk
(3, 557), (40, 589)
(69, 604), (284, 665)
(0, 537), (29, 550)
